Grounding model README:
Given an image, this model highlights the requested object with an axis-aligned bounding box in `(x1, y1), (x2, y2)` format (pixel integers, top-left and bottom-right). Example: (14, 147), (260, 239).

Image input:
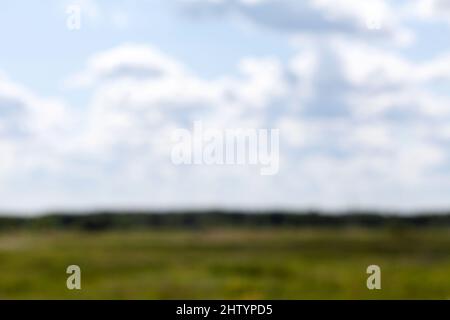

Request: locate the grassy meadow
(0, 226), (449, 299)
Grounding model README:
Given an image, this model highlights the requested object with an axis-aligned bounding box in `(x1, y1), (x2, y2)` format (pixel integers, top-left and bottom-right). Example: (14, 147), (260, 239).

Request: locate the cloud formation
(413, 0), (450, 22)
(1, 1), (450, 211)
(4, 36), (450, 210)
(181, 0), (413, 44)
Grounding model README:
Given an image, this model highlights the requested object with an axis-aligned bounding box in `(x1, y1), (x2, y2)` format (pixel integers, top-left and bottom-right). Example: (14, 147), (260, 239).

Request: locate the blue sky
(1, 0), (450, 213)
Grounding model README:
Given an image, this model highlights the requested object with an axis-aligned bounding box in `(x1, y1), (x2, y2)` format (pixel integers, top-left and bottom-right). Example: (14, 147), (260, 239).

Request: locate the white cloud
(0, 75), (70, 144)
(0, 74), (72, 185)
(411, 0), (450, 22)
(61, 41), (450, 209)
(181, 0), (414, 45)
(66, 44), (186, 88)
(4, 33), (450, 210)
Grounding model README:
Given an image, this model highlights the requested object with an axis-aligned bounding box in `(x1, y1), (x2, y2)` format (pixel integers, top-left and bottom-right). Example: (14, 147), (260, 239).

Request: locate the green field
(0, 227), (449, 299)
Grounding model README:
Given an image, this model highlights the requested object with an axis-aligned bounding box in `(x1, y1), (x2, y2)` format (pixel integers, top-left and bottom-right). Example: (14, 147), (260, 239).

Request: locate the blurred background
(0, 0), (450, 299)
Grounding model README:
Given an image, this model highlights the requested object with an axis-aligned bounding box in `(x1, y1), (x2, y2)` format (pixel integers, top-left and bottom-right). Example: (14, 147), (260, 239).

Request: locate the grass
(0, 227), (449, 299)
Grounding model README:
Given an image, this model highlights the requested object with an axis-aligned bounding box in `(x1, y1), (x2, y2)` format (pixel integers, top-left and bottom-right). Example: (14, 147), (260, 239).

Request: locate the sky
(1, 0), (450, 213)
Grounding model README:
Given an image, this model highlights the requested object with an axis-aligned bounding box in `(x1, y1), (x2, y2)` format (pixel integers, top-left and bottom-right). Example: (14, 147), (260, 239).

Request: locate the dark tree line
(0, 210), (449, 231)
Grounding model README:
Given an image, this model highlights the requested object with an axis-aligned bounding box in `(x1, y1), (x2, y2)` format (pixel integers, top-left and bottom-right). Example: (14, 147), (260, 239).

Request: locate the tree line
(0, 210), (449, 231)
